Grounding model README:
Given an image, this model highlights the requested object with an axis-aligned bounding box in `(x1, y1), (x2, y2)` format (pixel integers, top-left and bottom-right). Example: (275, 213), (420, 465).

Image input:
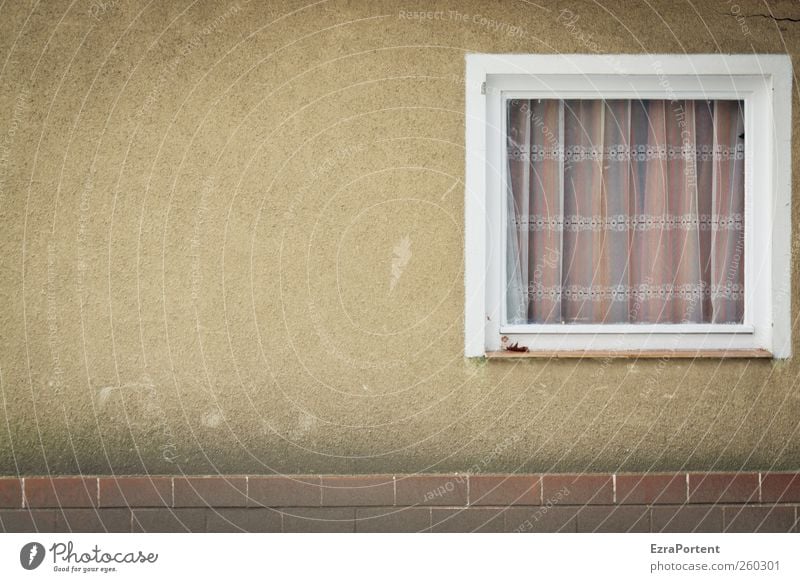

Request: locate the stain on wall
(0, 0), (799, 475)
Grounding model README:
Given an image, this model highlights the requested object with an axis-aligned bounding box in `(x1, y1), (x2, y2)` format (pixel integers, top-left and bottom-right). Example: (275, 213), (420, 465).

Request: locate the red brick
(25, 477), (97, 508)
(761, 473), (800, 503)
(724, 506), (796, 532)
(395, 475), (468, 506)
(431, 508), (504, 532)
(505, 507), (578, 532)
(469, 475), (540, 506)
(616, 473), (686, 504)
(320, 476), (394, 506)
(282, 508), (354, 533)
(247, 476), (321, 507)
(99, 477), (171, 507)
(577, 506), (650, 532)
(356, 507), (431, 532)
(173, 477), (247, 507)
(0, 510), (57, 532)
(132, 509), (205, 532)
(652, 506), (723, 533)
(688, 473), (758, 504)
(206, 509), (282, 532)
(541, 474), (612, 505)
(0, 478), (22, 508)
(56, 509), (131, 532)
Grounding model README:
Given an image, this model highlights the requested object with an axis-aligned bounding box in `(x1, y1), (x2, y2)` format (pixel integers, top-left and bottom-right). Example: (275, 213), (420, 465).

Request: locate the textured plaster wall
(1, 0), (799, 475)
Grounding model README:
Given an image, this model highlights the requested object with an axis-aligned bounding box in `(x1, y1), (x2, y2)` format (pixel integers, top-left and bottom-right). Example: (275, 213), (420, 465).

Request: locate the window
(464, 54), (792, 358)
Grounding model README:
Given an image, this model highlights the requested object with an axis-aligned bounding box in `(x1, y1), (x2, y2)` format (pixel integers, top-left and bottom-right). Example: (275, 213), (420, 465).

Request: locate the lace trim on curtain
(512, 214), (744, 232)
(508, 143), (744, 162)
(524, 282), (744, 301)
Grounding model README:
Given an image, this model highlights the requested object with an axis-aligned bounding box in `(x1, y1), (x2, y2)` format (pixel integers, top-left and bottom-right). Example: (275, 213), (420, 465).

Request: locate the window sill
(485, 349), (773, 359)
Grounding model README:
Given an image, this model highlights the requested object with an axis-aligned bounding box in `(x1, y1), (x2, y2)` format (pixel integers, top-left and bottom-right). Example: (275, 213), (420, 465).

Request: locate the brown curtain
(506, 99), (744, 325)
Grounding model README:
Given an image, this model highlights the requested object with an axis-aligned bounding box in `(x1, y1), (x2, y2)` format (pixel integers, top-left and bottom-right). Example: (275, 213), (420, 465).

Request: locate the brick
(248, 476), (321, 507)
(469, 475), (540, 506)
(395, 475), (468, 506)
(652, 506), (723, 533)
(616, 473), (686, 504)
(724, 506), (796, 533)
(25, 477), (97, 508)
(206, 509), (282, 532)
(320, 476), (394, 506)
(356, 507), (431, 533)
(0, 478), (22, 508)
(282, 508), (354, 533)
(56, 509), (130, 532)
(173, 477), (247, 507)
(431, 508), (504, 532)
(541, 474), (612, 505)
(0, 510), (57, 532)
(505, 507), (578, 532)
(99, 477), (171, 507)
(761, 473), (800, 503)
(132, 509), (206, 532)
(688, 473), (758, 504)
(577, 506), (650, 532)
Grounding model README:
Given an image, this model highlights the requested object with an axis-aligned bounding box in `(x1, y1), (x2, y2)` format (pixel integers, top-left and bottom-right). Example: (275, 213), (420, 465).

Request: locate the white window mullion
(558, 99), (565, 323)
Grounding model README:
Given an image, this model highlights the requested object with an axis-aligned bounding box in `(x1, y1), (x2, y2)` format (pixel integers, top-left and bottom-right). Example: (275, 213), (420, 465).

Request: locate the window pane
(505, 99), (744, 325)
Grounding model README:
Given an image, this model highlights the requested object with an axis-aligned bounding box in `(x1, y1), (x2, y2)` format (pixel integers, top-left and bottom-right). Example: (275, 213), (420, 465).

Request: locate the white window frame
(464, 54), (792, 358)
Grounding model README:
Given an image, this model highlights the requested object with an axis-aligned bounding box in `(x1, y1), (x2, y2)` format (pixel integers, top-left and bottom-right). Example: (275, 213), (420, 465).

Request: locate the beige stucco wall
(1, 0), (799, 475)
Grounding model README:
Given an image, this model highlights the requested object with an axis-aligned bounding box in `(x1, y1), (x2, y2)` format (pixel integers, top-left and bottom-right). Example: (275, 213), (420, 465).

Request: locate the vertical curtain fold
(711, 101), (746, 324)
(506, 98), (744, 325)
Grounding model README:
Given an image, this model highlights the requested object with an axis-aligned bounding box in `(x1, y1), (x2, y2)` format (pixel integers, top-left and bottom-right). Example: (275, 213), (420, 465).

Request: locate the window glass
(505, 99), (745, 325)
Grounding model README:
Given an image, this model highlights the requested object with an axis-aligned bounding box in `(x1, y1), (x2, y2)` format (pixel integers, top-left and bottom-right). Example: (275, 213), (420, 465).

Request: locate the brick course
(0, 472), (794, 532)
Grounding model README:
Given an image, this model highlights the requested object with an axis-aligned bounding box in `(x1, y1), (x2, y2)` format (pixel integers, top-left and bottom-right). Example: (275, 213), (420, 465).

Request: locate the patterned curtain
(506, 99), (744, 325)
